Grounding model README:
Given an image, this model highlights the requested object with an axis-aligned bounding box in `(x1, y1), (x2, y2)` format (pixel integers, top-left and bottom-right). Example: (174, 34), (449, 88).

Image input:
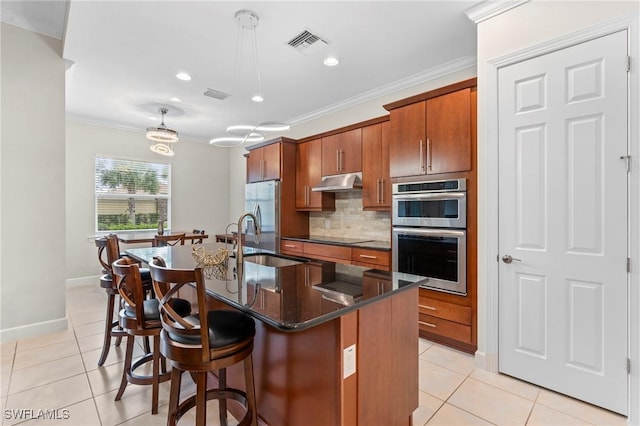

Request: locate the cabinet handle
(260, 160), (265, 179)
(427, 139), (432, 171)
(376, 178), (380, 204)
(336, 149), (341, 172)
(284, 244), (297, 248)
(305, 266), (310, 287)
(419, 140), (425, 173)
(419, 304), (437, 311)
(359, 254), (377, 259)
(419, 321), (437, 328)
(380, 179), (384, 204)
(304, 185), (308, 206)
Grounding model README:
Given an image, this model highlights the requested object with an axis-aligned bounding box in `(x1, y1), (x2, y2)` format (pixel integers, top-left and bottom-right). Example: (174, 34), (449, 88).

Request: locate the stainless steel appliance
(392, 178), (467, 295)
(392, 178), (466, 228)
(244, 180), (279, 252)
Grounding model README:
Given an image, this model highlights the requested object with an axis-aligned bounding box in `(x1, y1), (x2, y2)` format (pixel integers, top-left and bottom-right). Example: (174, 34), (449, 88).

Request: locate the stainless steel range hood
(311, 172), (363, 192)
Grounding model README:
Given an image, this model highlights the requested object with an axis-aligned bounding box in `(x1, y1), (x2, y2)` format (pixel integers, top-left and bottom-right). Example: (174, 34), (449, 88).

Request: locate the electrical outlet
(343, 344), (356, 379)
(325, 219), (331, 229)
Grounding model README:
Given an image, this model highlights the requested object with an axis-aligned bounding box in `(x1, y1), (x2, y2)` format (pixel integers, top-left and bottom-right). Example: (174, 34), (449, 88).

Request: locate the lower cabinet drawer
(351, 248), (390, 270)
(419, 295), (472, 325)
(419, 314), (472, 344)
(280, 240), (303, 254)
(303, 242), (352, 260)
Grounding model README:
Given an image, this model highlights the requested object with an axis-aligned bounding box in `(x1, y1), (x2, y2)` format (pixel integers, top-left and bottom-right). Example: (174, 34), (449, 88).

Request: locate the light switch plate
(343, 344), (356, 379)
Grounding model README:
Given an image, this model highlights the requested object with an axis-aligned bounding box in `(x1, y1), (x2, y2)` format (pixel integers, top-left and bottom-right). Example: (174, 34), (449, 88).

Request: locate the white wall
(1, 23), (67, 342)
(65, 122), (231, 281)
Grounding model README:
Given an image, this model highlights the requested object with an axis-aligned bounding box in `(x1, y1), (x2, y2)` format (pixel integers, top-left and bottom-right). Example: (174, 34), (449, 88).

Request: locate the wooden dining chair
(153, 233), (185, 247)
(191, 229), (206, 244)
(149, 257), (258, 426)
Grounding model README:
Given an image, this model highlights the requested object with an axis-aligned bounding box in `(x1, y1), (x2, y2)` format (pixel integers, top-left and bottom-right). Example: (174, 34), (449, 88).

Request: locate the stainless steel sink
(244, 254), (303, 268)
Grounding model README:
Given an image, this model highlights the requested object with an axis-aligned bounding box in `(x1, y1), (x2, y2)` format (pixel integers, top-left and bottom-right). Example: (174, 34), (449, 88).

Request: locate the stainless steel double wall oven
(392, 178), (467, 295)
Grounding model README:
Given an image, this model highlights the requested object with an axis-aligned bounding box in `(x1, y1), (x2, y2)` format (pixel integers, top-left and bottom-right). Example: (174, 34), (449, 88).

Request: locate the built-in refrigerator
(244, 180), (279, 253)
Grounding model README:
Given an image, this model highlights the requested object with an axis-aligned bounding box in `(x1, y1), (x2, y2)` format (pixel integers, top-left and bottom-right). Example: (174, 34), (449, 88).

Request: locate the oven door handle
(392, 192), (466, 201)
(392, 227), (466, 238)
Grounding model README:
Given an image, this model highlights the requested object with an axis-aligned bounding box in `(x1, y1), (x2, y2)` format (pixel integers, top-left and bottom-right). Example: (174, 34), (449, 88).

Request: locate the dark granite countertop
(283, 235), (391, 251)
(125, 243), (422, 332)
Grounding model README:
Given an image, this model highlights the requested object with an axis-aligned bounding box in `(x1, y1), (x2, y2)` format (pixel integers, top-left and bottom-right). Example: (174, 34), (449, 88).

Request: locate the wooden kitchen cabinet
(362, 271), (392, 299)
(296, 139), (335, 211)
(247, 141), (281, 182)
(387, 84), (473, 178)
(321, 128), (362, 176)
(351, 247), (390, 270)
(362, 122), (391, 210)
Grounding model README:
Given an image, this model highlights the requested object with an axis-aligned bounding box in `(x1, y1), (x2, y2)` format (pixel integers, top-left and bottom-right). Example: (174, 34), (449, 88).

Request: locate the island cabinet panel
(358, 286), (418, 425)
(296, 139), (335, 211)
(362, 122), (391, 210)
(388, 86), (472, 178)
(321, 128), (362, 176)
(247, 141), (281, 183)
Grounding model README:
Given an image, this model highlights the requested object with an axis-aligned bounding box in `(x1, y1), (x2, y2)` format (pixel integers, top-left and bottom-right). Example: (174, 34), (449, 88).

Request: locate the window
(95, 157), (170, 232)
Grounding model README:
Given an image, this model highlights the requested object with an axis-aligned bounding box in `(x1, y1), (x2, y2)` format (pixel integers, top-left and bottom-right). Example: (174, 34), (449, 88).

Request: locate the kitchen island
(125, 243), (424, 426)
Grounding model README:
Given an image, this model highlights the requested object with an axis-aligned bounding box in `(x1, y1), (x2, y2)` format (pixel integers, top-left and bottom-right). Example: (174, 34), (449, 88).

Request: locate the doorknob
(502, 254), (522, 264)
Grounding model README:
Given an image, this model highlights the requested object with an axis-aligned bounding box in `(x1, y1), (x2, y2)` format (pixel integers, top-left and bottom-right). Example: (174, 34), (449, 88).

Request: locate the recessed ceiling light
(324, 57), (339, 67)
(169, 97), (182, 103)
(176, 72), (191, 81)
(251, 95), (264, 103)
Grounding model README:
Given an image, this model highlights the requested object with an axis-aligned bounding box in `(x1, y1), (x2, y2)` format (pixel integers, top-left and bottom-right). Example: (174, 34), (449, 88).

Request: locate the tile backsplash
(309, 192), (391, 242)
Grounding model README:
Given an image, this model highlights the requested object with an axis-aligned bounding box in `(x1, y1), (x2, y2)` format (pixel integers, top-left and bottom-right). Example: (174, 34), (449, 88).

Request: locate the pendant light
(210, 10), (290, 147)
(147, 107), (179, 143)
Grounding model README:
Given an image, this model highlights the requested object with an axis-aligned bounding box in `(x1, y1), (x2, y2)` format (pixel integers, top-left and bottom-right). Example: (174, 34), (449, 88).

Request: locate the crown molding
(288, 55), (477, 126)
(465, 0), (532, 24)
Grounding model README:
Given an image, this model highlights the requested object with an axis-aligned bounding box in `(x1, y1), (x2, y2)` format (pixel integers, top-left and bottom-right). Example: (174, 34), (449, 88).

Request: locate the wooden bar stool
(95, 235), (155, 366)
(112, 257), (192, 414)
(149, 257), (258, 426)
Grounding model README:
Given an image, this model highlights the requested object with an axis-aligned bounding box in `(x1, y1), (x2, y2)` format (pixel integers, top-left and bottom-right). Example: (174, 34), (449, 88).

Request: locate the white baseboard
(66, 275), (99, 288)
(474, 350), (499, 373)
(0, 317), (69, 343)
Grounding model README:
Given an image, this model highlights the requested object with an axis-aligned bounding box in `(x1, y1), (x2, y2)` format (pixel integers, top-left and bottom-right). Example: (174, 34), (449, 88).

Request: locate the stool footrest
(174, 386), (251, 425)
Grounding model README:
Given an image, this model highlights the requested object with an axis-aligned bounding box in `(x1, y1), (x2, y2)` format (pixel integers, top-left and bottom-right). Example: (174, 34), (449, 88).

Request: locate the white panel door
(498, 30), (628, 414)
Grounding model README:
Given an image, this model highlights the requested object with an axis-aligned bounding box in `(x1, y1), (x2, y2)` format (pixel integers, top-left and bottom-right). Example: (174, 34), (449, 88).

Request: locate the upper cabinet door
(321, 128), (362, 176)
(362, 123), (390, 210)
(389, 101), (426, 178)
(296, 139), (335, 211)
(247, 143), (281, 183)
(426, 88), (471, 174)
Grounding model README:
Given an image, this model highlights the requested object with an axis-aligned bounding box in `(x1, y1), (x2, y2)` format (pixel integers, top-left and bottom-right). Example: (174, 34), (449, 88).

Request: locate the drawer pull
(359, 254), (377, 259)
(419, 321), (436, 328)
(284, 244), (297, 248)
(420, 305), (437, 311)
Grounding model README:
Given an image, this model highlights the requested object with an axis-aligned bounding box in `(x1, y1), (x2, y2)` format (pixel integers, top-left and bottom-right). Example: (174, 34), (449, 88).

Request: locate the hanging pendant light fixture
(210, 9), (290, 148)
(147, 107), (179, 143)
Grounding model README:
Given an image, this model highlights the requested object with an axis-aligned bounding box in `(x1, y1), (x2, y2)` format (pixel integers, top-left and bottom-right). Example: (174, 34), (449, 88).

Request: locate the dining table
(111, 230), (208, 244)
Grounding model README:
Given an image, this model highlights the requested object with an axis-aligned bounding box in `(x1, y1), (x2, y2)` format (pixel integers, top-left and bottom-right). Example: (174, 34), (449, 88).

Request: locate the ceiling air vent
(203, 88), (230, 100)
(287, 29), (328, 55)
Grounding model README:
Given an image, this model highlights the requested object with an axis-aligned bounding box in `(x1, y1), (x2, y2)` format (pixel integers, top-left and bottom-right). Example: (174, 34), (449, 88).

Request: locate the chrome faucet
(236, 212), (261, 281)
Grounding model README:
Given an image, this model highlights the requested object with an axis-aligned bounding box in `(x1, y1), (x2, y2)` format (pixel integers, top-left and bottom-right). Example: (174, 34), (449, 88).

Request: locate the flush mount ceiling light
(175, 72), (191, 81)
(210, 9), (290, 148)
(146, 107), (179, 143)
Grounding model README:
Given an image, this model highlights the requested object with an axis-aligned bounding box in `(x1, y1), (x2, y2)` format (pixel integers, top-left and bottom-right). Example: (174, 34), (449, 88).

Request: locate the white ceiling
(3, 1), (482, 143)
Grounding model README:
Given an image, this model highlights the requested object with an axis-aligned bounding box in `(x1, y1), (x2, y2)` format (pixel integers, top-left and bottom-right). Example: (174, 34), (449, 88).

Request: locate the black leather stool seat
(124, 298), (191, 321)
(168, 310), (255, 348)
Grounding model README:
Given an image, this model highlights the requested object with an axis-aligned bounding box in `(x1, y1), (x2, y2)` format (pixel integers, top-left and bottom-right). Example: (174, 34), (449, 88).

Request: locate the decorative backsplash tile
(309, 192), (391, 242)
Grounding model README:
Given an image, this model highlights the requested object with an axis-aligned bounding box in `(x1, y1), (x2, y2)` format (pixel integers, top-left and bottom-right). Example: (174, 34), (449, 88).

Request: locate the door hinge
(628, 358), (631, 374)
(621, 155), (631, 172)
(627, 56), (631, 72)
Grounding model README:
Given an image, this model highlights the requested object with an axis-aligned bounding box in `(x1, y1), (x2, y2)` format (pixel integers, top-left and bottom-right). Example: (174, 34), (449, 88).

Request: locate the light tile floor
(0, 284), (628, 425)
